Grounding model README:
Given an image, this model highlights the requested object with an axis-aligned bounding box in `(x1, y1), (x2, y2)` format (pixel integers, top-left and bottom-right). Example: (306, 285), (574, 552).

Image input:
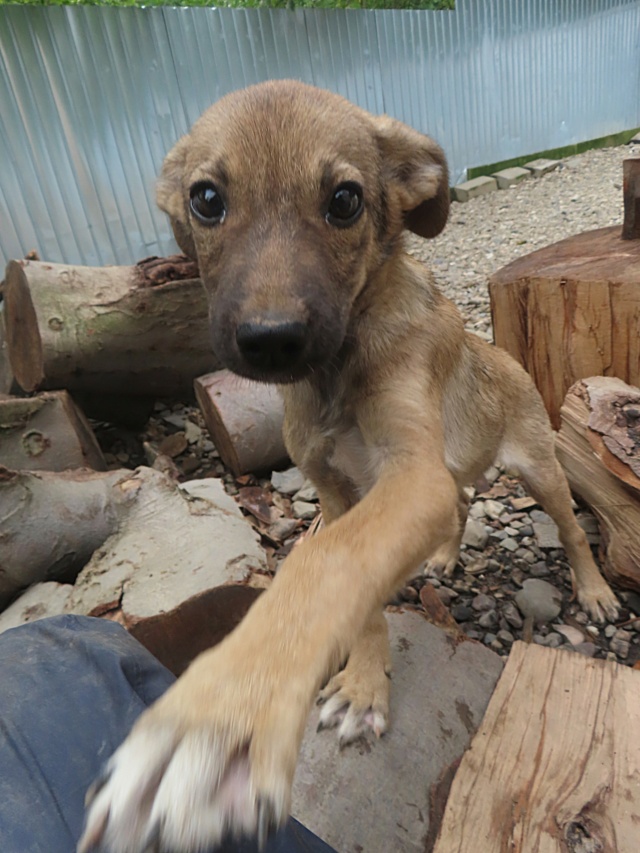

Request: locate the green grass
(2, 0), (455, 7)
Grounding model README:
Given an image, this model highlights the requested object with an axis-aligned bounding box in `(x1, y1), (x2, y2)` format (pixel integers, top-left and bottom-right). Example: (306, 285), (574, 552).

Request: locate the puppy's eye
(326, 182), (363, 227)
(189, 182), (226, 225)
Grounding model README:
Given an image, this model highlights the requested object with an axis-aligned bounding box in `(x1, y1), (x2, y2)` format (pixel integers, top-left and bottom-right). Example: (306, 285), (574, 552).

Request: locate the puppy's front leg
(79, 451), (458, 853)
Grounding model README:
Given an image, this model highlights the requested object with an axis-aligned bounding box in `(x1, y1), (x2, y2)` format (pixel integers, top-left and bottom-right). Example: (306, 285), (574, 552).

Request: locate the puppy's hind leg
(425, 489), (469, 578)
(501, 433), (618, 622)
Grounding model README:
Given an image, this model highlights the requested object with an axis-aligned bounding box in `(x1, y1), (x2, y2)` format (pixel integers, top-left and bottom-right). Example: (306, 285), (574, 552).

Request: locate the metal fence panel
(1, 1), (639, 268)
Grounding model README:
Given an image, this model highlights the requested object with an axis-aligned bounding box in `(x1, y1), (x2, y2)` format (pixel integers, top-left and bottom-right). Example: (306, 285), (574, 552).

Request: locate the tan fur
(79, 81), (618, 853)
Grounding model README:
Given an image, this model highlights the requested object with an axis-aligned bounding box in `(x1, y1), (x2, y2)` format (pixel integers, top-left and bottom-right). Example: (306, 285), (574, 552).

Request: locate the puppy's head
(157, 80), (448, 383)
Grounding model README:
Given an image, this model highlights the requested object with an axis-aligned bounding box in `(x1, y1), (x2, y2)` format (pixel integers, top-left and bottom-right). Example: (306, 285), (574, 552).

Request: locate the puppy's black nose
(236, 321), (307, 371)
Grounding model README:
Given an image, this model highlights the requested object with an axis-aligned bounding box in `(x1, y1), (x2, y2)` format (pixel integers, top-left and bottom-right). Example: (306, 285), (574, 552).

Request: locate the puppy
(79, 80), (618, 853)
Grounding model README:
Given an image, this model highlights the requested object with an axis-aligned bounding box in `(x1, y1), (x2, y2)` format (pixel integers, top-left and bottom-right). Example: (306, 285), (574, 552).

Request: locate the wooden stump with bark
(3, 255), (217, 396)
(489, 158), (640, 429)
(556, 376), (640, 592)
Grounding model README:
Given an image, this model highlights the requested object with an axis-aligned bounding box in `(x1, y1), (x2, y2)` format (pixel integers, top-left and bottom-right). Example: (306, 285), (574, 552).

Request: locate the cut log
(0, 465), (133, 606)
(0, 474), (268, 675)
(433, 641), (640, 852)
(556, 376), (640, 592)
(622, 156), (640, 240)
(0, 391), (106, 471)
(489, 201), (640, 429)
(194, 369), (289, 475)
(0, 310), (17, 395)
(3, 255), (217, 396)
(490, 226), (640, 428)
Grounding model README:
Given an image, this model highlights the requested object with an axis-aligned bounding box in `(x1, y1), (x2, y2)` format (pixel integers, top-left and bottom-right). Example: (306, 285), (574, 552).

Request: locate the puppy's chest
(324, 423), (385, 497)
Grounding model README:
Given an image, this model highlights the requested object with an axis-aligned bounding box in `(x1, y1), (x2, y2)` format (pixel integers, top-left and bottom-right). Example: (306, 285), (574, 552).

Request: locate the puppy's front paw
(78, 645), (304, 853)
(317, 661), (390, 747)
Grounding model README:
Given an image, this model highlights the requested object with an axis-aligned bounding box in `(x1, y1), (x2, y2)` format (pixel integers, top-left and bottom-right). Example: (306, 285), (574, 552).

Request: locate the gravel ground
(95, 140), (640, 668)
(407, 138), (640, 341)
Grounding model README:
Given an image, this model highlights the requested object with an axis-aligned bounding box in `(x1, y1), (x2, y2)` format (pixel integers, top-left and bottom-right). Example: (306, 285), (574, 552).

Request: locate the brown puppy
(79, 80), (618, 853)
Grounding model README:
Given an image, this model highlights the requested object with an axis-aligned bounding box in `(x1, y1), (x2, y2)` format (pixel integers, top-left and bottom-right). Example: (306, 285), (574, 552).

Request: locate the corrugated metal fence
(1, 1), (639, 267)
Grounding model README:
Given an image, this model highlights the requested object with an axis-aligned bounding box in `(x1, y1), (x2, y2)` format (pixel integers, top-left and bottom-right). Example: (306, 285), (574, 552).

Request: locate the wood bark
(0, 465), (132, 606)
(0, 391), (106, 471)
(556, 376), (640, 592)
(622, 156), (640, 240)
(489, 226), (640, 428)
(433, 641), (640, 852)
(0, 312), (17, 395)
(194, 369), (289, 475)
(3, 255), (217, 396)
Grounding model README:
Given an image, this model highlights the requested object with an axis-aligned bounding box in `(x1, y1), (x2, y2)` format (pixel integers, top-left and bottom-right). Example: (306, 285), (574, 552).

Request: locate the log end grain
(3, 261), (44, 392)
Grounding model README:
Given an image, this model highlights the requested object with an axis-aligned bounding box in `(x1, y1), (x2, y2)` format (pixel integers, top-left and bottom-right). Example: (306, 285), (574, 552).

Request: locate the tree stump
(0, 391), (106, 471)
(3, 255), (217, 396)
(556, 377), (640, 592)
(489, 158), (640, 429)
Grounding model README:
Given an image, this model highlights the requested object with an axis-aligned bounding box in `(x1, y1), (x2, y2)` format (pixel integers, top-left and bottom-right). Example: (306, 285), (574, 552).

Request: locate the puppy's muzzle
(236, 319), (308, 373)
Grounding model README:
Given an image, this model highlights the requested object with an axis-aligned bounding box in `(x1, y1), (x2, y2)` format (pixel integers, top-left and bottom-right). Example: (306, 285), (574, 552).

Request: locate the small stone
(461, 518), (489, 550)
(471, 594), (495, 612)
(529, 562), (551, 578)
(609, 630), (632, 659)
(519, 525), (534, 537)
(483, 500), (506, 520)
(436, 588), (458, 606)
(400, 586), (419, 603)
(501, 538), (519, 552)
(483, 466), (501, 484)
(162, 413), (186, 429)
(585, 625), (599, 637)
(181, 454), (200, 475)
(496, 629), (515, 645)
(478, 609), (499, 630)
(468, 502), (486, 519)
(293, 481), (319, 502)
(556, 624), (584, 646)
(503, 601), (524, 629)
(572, 642), (597, 658)
(574, 612), (589, 625)
(451, 604), (474, 622)
(604, 624), (617, 638)
(158, 432), (188, 458)
(532, 522), (563, 550)
(184, 421), (202, 444)
(543, 632), (564, 648)
(271, 467), (305, 496)
(483, 633), (498, 646)
(515, 579), (562, 623)
(461, 626), (483, 641)
(268, 518), (299, 541)
(292, 500), (318, 521)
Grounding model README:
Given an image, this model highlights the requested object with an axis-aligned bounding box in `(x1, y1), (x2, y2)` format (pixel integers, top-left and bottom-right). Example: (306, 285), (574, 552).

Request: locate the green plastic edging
(466, 128), (640, 181)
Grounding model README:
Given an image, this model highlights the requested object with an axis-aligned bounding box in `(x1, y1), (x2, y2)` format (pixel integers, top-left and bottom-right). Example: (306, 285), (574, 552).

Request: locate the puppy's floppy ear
(156, 135), (197, 260)
(374, 116), (449, 239)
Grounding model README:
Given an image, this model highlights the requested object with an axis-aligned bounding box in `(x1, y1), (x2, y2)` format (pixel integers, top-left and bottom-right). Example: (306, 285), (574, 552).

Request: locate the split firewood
(433, 642), (640, 851)
(556, 376), (640, 591)
(0, 391), (106, 471)
(3, 255), (217, 396)
(194, 369), (289, 475)
(489, 159), (640, 428)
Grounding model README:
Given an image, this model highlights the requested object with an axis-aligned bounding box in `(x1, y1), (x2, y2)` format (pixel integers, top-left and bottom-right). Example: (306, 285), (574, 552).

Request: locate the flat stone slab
(452, 175), (497, 202)
(492, 166), (530, 189)
(523, 157), (560, 177)
(291, 610), (503, 853)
